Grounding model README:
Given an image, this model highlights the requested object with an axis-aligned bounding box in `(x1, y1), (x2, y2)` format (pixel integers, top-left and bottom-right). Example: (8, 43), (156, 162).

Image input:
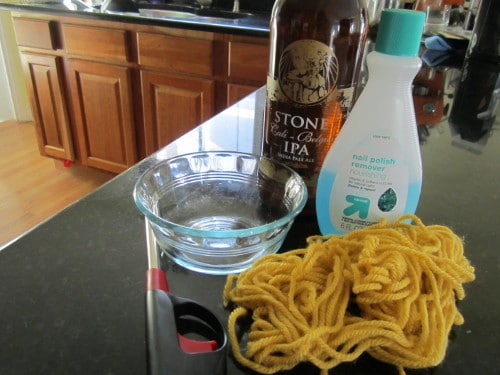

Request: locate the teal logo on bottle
(378, 188), (398, 212)
(343, 195), (370, 219)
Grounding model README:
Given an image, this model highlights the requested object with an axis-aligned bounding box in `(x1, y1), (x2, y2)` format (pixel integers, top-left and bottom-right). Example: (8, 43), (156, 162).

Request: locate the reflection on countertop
(415, 59), (499, 153)
(413, 46), (499, 151)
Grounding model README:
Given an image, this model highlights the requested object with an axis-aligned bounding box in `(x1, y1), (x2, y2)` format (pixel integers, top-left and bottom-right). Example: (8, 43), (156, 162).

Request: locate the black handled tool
(145, 219), (227, 375)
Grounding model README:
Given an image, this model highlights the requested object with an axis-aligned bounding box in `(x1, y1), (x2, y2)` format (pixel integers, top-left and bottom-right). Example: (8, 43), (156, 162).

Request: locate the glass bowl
(133, 151), (307, 275)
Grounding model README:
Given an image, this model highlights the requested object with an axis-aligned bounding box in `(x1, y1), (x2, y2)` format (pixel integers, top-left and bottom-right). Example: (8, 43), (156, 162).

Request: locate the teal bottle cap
(375, 9), (425, 57)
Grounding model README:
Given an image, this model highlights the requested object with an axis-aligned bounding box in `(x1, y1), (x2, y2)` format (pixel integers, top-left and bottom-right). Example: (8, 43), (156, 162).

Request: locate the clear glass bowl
(133, 152), (308, 275)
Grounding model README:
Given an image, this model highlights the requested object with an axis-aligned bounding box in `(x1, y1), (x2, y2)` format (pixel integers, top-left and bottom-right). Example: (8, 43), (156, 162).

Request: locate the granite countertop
(0, 91), (265, 375)
(1, 47), (500, 375)
(1, 0), (498, 373)
(0, 0), (271, 37)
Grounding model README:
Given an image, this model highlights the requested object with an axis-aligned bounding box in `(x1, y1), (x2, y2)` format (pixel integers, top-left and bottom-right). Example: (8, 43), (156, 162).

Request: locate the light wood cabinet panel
(141, 70), (215, 155)
(137, 32), (214, 76)
(12, 12), (268, 171)
(66, 59), (137, 173)
(62, 24), (130, 63)
(227, 83), (260, 107)
(228, 40), (269, 84)
(20, 53), (74, 161)
(12, 17), (56, 50)
(225, 37), (268, 107)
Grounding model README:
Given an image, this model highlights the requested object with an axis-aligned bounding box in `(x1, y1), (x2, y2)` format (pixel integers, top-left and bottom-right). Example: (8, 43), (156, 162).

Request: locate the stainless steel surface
(145, 219), (159, 270)
(137, 6), (252, 20)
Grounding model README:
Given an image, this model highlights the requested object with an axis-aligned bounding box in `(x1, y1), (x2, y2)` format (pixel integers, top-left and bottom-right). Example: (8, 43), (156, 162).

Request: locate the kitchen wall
(0, 35), (15, 122)
(0, 9), (32, 122)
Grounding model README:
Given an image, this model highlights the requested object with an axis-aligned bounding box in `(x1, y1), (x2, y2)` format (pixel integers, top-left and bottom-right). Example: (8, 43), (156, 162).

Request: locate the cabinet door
(226, 37), (269, 107)
(20, 53), (74, 161)
(227, 83), (260, 107)
(66, 59), (137, 173)
(228, 41), (268, 85)
(141, 70), (214, 155)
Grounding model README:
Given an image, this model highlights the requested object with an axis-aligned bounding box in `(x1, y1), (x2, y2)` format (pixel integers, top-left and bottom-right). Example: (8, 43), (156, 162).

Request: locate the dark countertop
(0, 0), (271, 37)
(1, 56), (499, 375)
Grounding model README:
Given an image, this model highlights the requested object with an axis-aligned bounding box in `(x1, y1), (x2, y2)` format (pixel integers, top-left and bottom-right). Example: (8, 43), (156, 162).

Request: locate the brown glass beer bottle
(263, 0), (369, 213)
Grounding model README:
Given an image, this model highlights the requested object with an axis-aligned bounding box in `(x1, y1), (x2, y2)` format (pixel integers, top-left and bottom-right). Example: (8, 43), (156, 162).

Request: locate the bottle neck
(365, 51), (422, 87)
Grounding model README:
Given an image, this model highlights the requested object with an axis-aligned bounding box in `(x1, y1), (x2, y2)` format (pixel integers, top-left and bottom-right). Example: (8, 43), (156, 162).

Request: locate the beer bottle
(263, 0), (369, 213)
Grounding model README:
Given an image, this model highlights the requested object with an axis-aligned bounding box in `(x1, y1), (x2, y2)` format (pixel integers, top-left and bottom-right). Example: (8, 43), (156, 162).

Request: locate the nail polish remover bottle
(316, 9), (425, 235)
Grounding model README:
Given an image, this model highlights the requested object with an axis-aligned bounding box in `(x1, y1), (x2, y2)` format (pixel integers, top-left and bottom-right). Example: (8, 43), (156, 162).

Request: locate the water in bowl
(157, 177), (288, 231)
(152, 177), (291, 273)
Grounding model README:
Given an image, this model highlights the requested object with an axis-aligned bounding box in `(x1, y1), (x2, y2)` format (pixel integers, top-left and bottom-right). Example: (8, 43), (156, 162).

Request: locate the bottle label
(269, 39), (339, 104)
(328, 135), (412, 233)
(265, 39), (356, 191)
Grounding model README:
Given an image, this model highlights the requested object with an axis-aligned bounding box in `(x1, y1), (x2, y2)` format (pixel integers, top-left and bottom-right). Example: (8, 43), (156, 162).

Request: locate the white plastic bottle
(315, 9), (425, 235)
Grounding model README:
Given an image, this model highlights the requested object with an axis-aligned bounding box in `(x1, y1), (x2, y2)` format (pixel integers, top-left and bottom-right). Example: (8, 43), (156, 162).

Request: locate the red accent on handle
(177, 333), (217, 353)
(146, 268), (169, 292)
(146, 269), (217, 352)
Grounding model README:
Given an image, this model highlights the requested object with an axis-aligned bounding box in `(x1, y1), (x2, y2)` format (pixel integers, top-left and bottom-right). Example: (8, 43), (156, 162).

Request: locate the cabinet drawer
(228, 41), (268, 83)
(62, 24), (129, 63)
(12, 18), (56, 50)
(137, 32), (213, 76)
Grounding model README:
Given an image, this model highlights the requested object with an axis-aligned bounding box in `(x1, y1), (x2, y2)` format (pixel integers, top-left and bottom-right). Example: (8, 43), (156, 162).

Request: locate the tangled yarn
(223, 215), (475, 375)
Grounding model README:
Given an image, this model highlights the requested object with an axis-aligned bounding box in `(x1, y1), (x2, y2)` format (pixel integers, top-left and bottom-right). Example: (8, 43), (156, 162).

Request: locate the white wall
(0, 10), (32, 122)
(0, 32), (15, 122)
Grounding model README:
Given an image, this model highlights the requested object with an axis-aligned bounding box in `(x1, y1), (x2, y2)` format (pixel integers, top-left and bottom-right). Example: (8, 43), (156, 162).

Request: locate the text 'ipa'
(263, 0), (369, 212)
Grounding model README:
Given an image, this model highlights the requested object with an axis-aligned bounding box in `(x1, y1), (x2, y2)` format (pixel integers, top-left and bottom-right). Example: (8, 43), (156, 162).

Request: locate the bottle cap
(375, 9), (425, 57)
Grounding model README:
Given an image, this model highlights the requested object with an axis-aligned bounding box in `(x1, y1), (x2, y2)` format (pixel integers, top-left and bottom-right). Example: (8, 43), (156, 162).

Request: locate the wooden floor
(0, 120), (115, 247)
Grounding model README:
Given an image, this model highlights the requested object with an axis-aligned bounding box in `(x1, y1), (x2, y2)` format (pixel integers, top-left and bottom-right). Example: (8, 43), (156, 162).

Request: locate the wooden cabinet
(11, 12), (269, 172)
(20, 53), (74, 161)
(62, 23), (130, 63)
(11, 17), (56, 50)
(141, 71), (214, 155)
(66, 59), (137, 173)
(13, 17), (74, 161)
(227, 83), (261, 106)
(227, 36), (269, 106)
(138, 31), (216, 154)
(62, 23), (137, 173)
(137, 31), (214, 76)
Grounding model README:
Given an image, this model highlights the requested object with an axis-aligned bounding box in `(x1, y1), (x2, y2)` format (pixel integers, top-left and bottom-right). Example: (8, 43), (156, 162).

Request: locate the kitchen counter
(0, 0), (271, 37)
(1, 55), (499, 375)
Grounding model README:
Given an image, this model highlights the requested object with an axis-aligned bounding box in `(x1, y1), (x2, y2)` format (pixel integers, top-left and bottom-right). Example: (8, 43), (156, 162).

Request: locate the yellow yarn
(223, 215), (475, 375)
